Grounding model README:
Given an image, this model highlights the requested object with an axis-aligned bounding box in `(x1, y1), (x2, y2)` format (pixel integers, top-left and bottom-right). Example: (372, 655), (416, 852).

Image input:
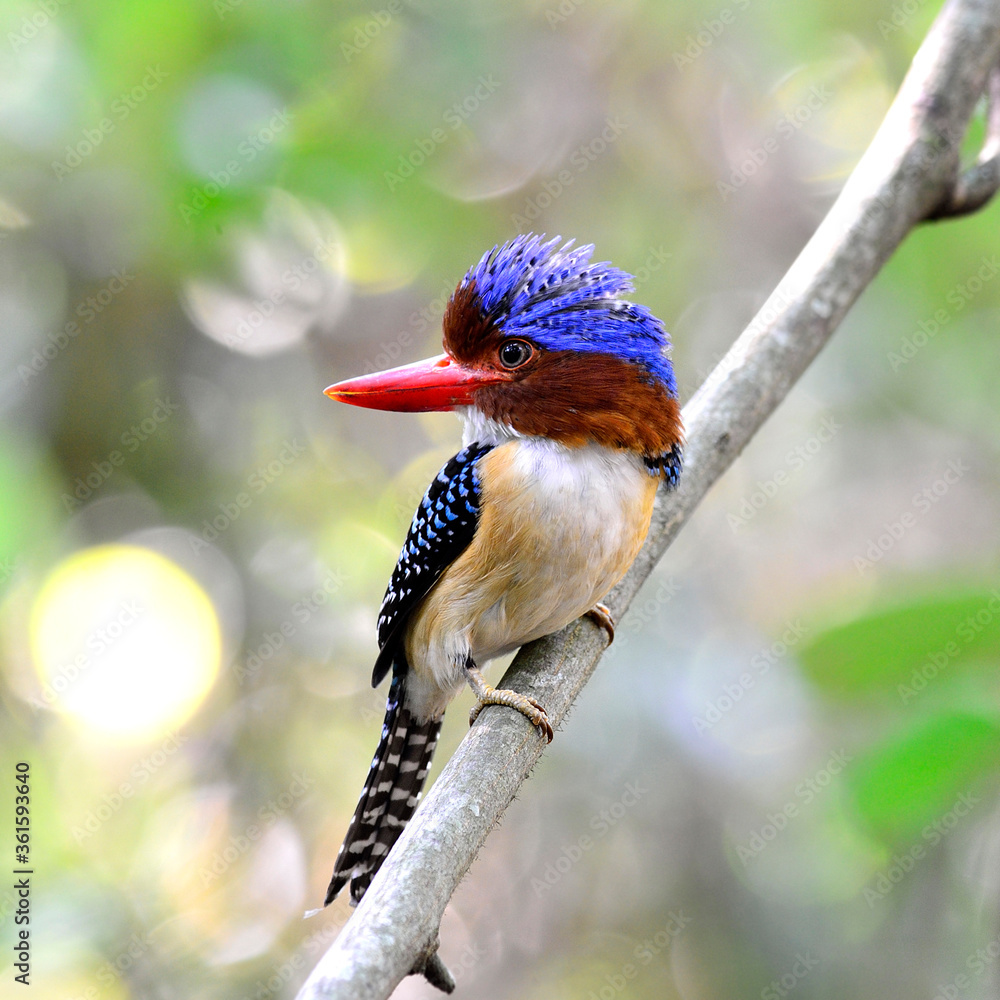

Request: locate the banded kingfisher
(323, 234), (682, 906)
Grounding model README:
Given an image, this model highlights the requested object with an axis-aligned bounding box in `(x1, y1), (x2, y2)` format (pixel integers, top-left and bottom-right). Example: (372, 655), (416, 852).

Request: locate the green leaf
(849, 713), (1000, 842)
(798, 589), (1000, 700)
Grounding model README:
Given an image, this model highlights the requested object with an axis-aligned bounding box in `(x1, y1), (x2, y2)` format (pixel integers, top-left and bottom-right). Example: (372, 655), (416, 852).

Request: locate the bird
(322, 233), (682, 906)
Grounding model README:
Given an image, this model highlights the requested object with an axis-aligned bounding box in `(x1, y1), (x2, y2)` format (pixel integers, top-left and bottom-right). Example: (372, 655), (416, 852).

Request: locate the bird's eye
(498, 340), (534, 370)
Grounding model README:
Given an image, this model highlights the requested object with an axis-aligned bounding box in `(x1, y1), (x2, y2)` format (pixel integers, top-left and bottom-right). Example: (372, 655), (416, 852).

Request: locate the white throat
(456, 407), (522, 448)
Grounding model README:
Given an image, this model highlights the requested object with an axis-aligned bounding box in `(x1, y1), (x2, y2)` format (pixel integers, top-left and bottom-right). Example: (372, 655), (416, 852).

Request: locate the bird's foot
(463, 664), (553, 743)
(586, 602), (616, 644)
(469, 691), (553, 743)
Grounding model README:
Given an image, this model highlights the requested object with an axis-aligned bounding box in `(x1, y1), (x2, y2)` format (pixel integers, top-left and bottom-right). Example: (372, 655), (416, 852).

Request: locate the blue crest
(461, 233), (676, 397)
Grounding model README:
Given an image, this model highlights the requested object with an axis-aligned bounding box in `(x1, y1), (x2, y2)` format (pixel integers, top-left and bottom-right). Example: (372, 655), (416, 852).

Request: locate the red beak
(325, 353), (507, 412)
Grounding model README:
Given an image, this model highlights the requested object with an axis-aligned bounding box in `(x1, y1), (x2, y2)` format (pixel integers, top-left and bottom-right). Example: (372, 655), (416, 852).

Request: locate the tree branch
(297, 2), (1000, 996)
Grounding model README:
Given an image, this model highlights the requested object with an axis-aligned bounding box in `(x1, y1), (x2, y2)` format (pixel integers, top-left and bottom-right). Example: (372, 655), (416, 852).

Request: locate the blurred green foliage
(850, 712), (1000, 841)
(799, 589), (1000, 700)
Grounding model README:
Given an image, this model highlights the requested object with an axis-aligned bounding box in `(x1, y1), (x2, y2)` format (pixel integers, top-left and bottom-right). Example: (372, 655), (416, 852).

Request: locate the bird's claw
(586, 602), (616, 644)
(469, 689), (554, 743)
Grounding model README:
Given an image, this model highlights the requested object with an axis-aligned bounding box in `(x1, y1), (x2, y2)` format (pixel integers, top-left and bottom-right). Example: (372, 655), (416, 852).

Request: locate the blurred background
(1, 0), (999, 997)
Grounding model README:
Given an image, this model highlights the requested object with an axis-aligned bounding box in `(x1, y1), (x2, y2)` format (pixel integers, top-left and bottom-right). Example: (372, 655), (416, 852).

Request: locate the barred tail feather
(325, 670), (442, 906)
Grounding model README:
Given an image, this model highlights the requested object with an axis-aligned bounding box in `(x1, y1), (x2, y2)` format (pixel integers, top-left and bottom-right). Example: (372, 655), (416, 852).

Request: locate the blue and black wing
(370, 442), (492, 687)
(327, 444), (490, 905)
(643, 442), (683, 488)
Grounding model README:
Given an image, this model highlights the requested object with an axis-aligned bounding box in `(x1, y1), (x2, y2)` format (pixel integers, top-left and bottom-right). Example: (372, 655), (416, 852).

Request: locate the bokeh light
(29, 544), (222, 740)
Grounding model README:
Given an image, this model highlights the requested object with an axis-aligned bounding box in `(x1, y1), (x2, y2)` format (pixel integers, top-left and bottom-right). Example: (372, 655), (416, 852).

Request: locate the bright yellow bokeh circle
(29, 544), (222, 741)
